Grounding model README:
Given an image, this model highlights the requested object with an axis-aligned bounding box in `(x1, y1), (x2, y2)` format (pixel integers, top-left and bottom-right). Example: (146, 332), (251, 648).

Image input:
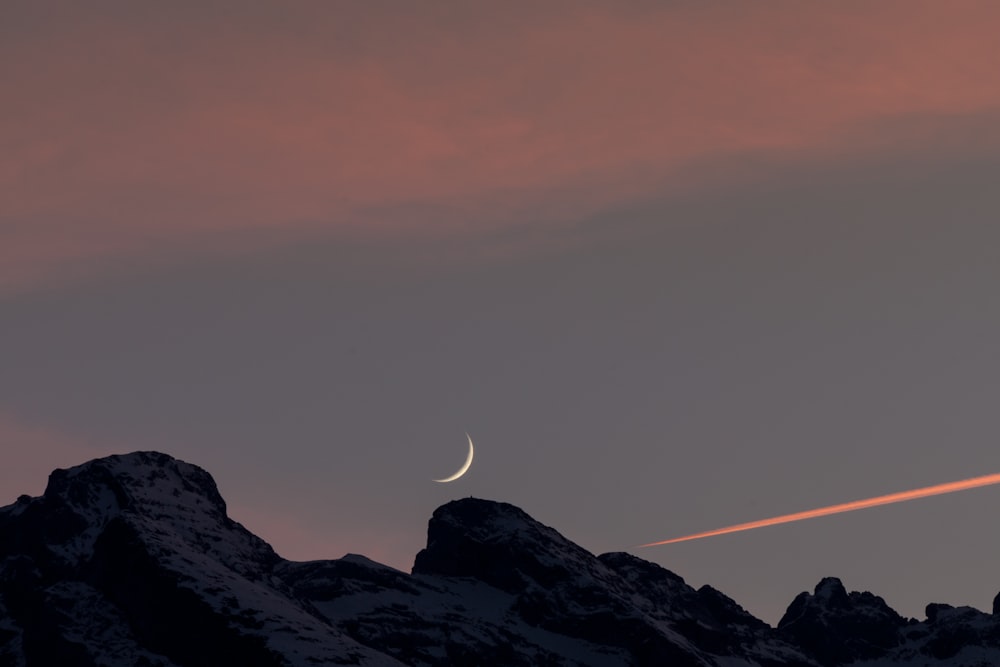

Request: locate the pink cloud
(227, 501), (416, 570)
(2, 1), (999, 293)
(0, 412), (411, 566)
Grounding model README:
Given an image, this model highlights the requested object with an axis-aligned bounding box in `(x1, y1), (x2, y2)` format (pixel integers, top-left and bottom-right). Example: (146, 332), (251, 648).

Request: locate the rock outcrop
(3, 452), (1000, 666)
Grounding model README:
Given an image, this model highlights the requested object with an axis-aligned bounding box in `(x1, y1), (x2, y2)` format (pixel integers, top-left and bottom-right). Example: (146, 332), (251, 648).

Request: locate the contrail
(640, 472), (1000, 548)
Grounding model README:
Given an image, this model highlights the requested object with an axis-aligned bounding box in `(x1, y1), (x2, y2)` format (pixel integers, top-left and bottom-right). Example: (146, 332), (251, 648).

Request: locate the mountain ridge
(2, 451), (1000, 666)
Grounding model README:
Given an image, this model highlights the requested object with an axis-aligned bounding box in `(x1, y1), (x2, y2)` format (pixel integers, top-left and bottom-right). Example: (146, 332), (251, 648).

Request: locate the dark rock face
(777, 577), (909, 665)
(4, 452), (1000, 666)
(918, 603), (1000, 661)
(414, 499), (579, 594)
(0, 452), (397, 666)
(410, 499), (808, 667)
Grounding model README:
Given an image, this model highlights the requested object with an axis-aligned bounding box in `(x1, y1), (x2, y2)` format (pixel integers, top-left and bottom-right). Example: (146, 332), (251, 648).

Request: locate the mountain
(0, 452), (998, 666)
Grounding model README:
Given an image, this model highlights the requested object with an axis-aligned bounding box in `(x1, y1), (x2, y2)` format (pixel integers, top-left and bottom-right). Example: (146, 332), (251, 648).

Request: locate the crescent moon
(433, 433), (475, 483)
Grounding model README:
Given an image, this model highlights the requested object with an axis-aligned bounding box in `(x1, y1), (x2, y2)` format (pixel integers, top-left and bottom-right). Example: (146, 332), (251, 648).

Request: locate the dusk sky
(3, 1), (1000, 624)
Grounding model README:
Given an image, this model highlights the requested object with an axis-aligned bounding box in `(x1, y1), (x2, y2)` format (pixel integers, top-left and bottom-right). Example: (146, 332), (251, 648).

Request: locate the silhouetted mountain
(2, 452), (1000, 666)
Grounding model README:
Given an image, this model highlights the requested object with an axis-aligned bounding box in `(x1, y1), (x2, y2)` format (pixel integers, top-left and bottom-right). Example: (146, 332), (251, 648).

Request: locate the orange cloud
(2, 1), (999, 293)
(641, 472), (1000, 547)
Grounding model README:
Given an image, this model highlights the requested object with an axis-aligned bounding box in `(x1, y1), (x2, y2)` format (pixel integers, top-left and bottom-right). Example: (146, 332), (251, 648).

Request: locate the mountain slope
(0, 452), (400, 666)
(2, 451), (1000, 666)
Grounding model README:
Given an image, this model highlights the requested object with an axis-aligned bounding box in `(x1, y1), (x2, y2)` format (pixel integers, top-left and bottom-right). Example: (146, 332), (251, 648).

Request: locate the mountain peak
(0, 451), (398, 666)
(45, 450), (228, 518)
(418, 497), (550, 541)
(412, 497), (598, 593)
(20, 451), (272, 570)
(814, 577), (849, 606)
(6, 453), (1000, 665)
(778, 578), (908, 665)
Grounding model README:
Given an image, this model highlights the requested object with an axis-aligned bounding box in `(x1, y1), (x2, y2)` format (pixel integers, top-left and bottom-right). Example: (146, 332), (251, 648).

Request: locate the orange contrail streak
(640, 472), (1000, 548)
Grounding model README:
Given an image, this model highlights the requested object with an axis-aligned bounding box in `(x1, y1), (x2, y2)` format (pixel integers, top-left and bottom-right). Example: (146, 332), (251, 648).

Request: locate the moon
(433, 433), (475, 483)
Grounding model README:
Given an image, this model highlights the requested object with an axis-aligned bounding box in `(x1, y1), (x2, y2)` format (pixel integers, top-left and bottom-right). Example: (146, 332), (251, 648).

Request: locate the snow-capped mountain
(2, 452), (1000, 666)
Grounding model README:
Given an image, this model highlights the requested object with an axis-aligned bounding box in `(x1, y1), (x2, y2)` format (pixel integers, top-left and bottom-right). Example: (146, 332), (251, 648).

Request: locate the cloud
(0, 411), (411, 566)
(3, 1), (1000, 293)
(226, 501), (415, 569)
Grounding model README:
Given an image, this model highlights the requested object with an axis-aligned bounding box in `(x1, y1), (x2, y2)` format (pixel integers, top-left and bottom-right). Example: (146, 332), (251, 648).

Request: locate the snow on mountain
(0, 452), (399, 666)
(777, 578), (1000, 667)
(3, 451), (1000, 666)
(408, 498), (811, 666)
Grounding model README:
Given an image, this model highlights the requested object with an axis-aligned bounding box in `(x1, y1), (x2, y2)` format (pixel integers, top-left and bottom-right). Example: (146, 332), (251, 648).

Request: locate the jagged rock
(3, 452), (1000, 666)
(778, 577), (907, 665)
(413, 499), (717, 666)
(411, 499), (812, 666)
(0, 452), (400, 666)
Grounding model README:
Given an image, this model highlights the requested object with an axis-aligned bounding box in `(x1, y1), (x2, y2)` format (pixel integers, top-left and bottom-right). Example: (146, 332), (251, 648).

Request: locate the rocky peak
(0, 452), (395, 666)
(411, 499), (810, 666)
(412, 497), (601, 593)
(41, 451), (230, 529)
(8, 452), (1000, 666)
(778, 578), (908, 666)
(3, 451), (276, 574)
(813, 577), (850, 607)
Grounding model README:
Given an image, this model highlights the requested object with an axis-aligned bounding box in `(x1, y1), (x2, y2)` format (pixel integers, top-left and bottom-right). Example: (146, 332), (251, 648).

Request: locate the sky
(3, 1), (1000, 624)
